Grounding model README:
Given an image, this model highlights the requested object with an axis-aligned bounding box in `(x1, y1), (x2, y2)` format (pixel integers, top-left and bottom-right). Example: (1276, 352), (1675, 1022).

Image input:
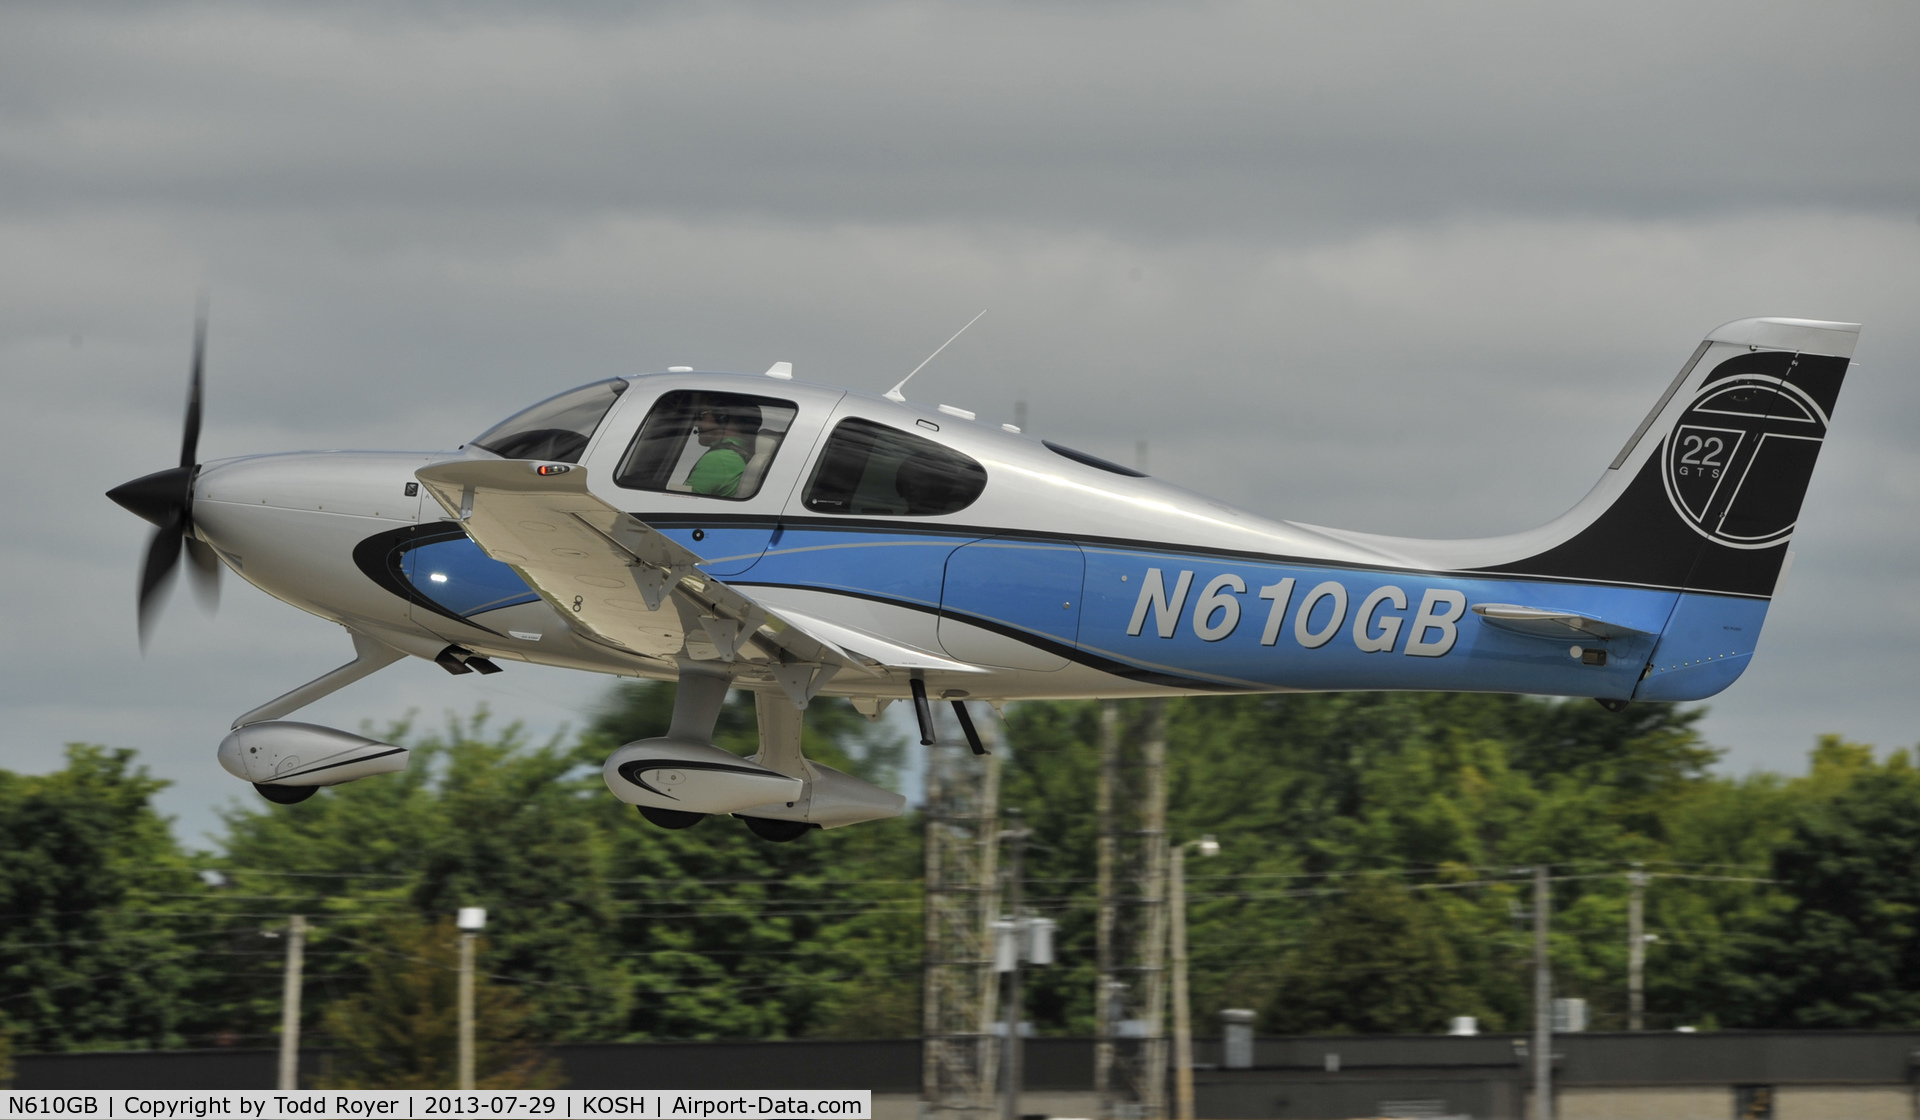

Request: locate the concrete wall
(874, 1091), (1098, 1120)
(1552, 1087), (1732, 1120)
(1776, 1087), (1914, 1120)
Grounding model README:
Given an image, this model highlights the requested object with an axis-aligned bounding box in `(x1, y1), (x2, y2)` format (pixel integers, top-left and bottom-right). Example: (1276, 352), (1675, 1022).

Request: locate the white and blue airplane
(109, 316), (1858, 840)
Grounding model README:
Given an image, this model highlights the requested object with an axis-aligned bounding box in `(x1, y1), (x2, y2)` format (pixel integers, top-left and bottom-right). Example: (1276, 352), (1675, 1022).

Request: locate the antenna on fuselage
(885, 309), (986, 403)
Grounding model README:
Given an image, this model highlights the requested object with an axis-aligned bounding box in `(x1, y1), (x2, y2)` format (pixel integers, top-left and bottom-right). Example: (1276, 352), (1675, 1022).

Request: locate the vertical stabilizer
(1482, 317), (1858, 599)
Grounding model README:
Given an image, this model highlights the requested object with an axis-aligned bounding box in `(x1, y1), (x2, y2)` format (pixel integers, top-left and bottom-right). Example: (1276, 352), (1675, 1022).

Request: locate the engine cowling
(218, 721), (409, 788)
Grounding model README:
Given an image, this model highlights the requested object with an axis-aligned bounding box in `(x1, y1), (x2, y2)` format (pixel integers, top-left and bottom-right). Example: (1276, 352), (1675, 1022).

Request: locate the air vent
(1044, 441), (1145, 477)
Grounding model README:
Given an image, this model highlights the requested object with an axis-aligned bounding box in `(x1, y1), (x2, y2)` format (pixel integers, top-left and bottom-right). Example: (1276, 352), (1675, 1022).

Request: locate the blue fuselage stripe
(414, 522), (1767, 700)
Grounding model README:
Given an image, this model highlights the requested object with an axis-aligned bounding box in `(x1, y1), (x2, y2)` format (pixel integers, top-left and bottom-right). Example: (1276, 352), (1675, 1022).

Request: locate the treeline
(1, 687), (1917, 1067)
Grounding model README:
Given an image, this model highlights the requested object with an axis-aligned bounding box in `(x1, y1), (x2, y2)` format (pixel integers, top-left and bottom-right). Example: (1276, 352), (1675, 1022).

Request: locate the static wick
(885, 309), (987, 403)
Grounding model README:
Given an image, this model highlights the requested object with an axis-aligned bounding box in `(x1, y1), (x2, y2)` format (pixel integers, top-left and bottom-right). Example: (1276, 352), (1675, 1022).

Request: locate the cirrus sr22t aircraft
(109, 316), (1859, 841)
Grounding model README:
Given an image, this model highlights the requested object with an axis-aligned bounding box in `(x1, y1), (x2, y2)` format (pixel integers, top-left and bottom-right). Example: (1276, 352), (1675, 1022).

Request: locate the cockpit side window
(614, 390), (799, 501)
(803, 418), (987, 516)
(472, 379), (628, 464)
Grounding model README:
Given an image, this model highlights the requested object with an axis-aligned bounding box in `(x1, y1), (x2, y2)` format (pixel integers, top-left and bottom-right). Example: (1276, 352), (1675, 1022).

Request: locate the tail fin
(1482, 317), (1859, 599)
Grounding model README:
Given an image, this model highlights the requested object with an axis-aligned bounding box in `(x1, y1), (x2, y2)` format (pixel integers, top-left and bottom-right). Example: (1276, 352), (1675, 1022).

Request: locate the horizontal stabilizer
(1471, 603), (1652, 642)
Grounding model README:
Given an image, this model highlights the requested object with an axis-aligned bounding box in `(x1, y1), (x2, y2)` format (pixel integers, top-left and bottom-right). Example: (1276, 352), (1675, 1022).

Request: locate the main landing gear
(637, 805), (706, 830)
(253, 783), (317, 805)
(605, 660), (901, 843)
(635, 804), (817, 843)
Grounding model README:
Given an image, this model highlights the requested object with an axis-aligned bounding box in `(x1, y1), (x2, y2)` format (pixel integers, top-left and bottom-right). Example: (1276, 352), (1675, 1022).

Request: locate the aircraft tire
(253, 783), (318, 805)
(638, 805), (707, 830)
(741, 816), (814, 843)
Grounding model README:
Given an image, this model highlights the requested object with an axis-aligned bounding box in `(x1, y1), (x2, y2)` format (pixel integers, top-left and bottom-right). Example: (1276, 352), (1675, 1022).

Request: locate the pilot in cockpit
(685, 399), (762, 498)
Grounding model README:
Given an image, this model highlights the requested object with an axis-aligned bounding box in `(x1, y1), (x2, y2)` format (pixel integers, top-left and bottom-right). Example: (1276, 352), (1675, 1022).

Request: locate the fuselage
(187, 367), (1777, 706)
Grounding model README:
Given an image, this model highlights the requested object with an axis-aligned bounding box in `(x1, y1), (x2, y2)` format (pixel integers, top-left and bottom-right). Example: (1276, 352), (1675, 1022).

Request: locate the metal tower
(922, 707), (1003, 1120)
(1096, 700), (1170, 1120)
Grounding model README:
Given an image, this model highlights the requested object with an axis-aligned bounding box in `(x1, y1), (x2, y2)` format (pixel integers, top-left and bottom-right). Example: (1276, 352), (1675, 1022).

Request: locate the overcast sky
(3, 1), (1917, 847)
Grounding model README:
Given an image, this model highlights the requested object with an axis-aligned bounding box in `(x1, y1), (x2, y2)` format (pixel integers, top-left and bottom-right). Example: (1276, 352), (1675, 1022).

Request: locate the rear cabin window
(472, 378), (627, 463)
(803, 417), (988, 516)
(614, 390), (799, 501)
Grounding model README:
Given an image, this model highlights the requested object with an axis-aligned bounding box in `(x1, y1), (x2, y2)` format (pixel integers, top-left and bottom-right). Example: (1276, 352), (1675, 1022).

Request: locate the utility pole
(1095, 702), (1118, 1108)
(277, 914), (306, 1092)
(1168, 845), (1191, 1120)
(1533, 865), (1552, 1120)
(1001, 810), (1030, 1120)
(1627, 868), (1647, 1031)
(457, 907), (487, 1091)
(1096, 701), (1170, 1120)
(1169, 836), (1218, 1120)
(924, 706), (1003, 1120)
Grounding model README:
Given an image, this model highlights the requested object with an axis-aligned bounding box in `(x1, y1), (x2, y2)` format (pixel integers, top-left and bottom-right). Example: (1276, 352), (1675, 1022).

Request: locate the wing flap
(414, 459), (866, 687)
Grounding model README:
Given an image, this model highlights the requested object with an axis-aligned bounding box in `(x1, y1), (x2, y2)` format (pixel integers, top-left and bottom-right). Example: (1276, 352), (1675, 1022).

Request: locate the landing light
(429, 573), (448, 583)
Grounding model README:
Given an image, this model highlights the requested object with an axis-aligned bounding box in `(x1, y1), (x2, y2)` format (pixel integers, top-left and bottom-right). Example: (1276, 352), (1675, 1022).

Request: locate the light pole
(277, 914), (306, 1091)
(457, 907), (487, 1091)
(1170, 835), (1219, 1120)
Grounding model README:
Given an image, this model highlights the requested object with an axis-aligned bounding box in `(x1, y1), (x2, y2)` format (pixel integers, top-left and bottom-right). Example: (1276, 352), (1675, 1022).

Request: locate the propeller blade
(180, 304), (206, 469)
(185, 535), (221, 613)
(121, 299), (211, 649)
(138, 520), (184, 648)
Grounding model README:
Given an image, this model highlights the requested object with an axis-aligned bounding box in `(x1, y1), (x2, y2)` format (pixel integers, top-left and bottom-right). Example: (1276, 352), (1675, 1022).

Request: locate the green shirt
(685, 437), (752, 497)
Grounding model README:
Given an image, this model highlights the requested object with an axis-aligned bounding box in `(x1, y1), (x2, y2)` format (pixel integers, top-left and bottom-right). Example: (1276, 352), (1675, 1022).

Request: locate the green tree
(576, 682), (920, 1039)
(1261, 875), (1480, 1034)
(1734, 740), (1920, 1026)
(13, 684), (1878, 1049)
(207, 687), (921, 1044)
(993, 692), (1734, 1036)
(214, 712), (631, 1044)
(0, 745), (210, 1050)
(317, 917), (560, 1089)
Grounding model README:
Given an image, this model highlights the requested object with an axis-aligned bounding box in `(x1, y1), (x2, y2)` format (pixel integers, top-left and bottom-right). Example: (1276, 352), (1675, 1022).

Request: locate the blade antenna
(885, 309), (986, 403)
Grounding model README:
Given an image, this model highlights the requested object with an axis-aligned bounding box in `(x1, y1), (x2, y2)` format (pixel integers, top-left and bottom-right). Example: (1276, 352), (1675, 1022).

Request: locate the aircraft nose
(107, 465), (194, 527)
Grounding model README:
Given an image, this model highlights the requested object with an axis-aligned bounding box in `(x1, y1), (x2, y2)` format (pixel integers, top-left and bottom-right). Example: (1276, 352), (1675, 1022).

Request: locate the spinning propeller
(106, 309), (222, 646)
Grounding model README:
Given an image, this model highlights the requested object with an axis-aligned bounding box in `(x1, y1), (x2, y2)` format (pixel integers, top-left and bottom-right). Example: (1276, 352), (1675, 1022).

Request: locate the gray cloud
(3, 1), (1917, 843)
(4, 3), (1917, 232)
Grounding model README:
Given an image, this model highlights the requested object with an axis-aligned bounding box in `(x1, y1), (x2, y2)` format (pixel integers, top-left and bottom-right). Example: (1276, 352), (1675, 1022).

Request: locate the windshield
(472, 379), (627, 463)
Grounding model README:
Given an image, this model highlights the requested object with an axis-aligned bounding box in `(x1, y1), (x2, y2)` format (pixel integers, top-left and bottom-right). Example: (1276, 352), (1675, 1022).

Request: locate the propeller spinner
(107, 310), (221, 646)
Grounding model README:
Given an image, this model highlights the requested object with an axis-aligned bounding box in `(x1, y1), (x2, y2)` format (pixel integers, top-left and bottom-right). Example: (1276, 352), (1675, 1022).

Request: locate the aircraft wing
(1470, 603), (1653, 642)
(413, 458), (921, 704)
